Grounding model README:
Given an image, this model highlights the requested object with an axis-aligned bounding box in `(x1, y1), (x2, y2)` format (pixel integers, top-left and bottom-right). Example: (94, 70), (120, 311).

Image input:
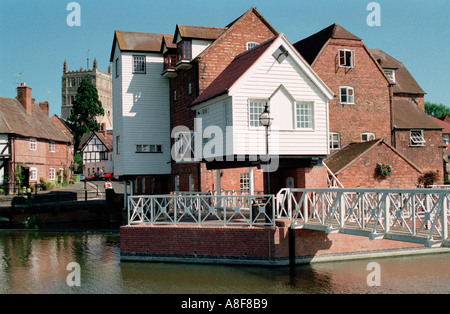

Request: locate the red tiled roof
(110, 31), (170, 61)
(190, 35), (278, 106)
(370, 49), (425, 95)
(174, 25), (227, 41)
(393, 98), (442, 129)
(431, 116), (450, 134)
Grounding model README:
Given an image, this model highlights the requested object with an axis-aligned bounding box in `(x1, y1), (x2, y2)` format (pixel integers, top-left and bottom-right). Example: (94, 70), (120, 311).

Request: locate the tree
(425, 102), (450, 118)
(67, 79), (104, 150)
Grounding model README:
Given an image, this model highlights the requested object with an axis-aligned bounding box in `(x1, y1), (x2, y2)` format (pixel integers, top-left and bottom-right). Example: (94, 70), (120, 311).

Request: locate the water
(0, 231), (449, 294)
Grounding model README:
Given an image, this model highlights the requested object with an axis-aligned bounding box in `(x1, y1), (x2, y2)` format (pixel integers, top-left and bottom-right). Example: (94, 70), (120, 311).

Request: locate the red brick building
(294, 24), (443, 187)
(0, 84), (73, 193)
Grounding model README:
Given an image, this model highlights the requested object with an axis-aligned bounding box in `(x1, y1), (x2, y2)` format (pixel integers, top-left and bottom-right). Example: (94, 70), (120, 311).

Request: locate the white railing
(128, 193), (275, 227)
(276, 188), (450, 247)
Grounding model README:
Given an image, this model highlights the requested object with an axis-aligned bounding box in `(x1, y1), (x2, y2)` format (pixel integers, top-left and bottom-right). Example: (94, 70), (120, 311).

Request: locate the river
(0, 231), (448, 294)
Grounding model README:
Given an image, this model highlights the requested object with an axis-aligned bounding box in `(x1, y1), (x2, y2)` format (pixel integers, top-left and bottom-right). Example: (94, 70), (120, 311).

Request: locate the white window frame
(329, 132), (340, 149)
(132, 55), (146, 74)
(410, 130), (426, 147)
(49, 168), (56, 181)
(248, 99), (267, 128)
(246, 41), (259, 50)
(340, 86), (355, 104)
(384, 69), (395, 83)
(30, 138), (37, 151)
(30, 167), (37, 181)
(174, 131), (196, 162)
(443, 134), (449, 145)
(338, 49), (354, 68)
(361, 132), (376, 142)
(239, 173), (250, 193)
(49, 141), (55, 153)
(294, 102), (314, 130)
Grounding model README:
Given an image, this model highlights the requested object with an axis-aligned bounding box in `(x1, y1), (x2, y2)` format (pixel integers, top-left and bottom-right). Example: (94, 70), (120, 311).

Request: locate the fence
(128, 193), (275, 227)
(276, 188), (450, 247)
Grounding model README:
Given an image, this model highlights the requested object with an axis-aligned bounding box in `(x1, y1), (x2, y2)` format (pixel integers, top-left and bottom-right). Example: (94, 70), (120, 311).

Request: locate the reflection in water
(0, 231), (449, 294)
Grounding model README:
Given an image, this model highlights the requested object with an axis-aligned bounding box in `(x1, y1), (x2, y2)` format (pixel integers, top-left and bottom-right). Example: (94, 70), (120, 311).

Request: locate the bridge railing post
(384, 193), (390, 234)
(442, 194), (448, 241)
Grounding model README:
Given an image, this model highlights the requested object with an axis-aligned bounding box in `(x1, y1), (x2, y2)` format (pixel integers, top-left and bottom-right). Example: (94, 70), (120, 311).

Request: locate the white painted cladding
(195, 37), (330, 159)
(112, 45), (171, 176)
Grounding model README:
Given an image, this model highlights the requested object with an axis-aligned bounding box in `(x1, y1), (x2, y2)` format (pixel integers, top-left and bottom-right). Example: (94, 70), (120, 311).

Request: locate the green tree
(425, 102), (450, 118)
(67, 79), (104, 150)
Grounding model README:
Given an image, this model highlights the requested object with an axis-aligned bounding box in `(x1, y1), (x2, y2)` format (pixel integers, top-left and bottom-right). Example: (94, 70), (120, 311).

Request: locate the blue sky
(1, 0), (448, 117)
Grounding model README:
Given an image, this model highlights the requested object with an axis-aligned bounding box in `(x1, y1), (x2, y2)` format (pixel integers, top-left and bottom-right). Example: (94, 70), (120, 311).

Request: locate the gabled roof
(325, 139), (422, 175)
(173, 25), (227, 42)
(79, 131), (113, 151)
(369, 49), (425, 95)
(293, 23), (361, 65)
(190, 36), (277, 106)
(110, 31), (170, 61)
(195, 7), (278, 61)
(161, 34), (176, 51)
(0, 96), (70, 143)
(431, 116), (450, 134)
(393, 98), (442, 130)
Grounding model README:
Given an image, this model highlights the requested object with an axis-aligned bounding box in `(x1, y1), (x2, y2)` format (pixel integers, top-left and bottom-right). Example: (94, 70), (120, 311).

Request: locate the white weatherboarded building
(190, 34), (333, 164)
(110, 31), (172, 179)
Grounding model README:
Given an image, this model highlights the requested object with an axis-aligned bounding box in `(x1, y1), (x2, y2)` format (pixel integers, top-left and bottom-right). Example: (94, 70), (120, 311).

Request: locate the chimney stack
(17, 83), (32, 115)
(39, 101), (50, 117)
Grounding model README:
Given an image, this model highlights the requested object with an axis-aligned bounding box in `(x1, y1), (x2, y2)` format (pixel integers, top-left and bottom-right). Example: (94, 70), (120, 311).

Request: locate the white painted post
(340, 192), (345, 228)
(442, 194), (448, 241)
(216, 169), (222, 208)
(303, 192), (308, 223)
(249, 167), (254, 195)
(385, 194), (390, 233)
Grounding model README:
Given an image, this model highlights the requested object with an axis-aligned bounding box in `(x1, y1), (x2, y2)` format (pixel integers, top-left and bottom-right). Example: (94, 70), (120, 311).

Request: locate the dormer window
(178, 40), (192, 61)
(246, 41), (259, 50)
(338, 49), (354, 68)
(384, 69), (395, 83)
(164, 53), (177, 70)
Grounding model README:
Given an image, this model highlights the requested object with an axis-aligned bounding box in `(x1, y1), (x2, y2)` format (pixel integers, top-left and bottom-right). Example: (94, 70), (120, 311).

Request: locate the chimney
(17, 83), (32, 115)
(39, 101), (49, 117)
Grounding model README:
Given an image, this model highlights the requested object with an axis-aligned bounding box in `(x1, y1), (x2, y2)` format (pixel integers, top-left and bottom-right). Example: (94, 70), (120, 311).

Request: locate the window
(444, 134), (449, 145)
(338, 49), (354, 67)
(272, 45), (288, 63)
(164, 53), (177, 70)
(239, 173), (250, 193)
(340, 87), (354, 104)
(188, 83), (192, 95)
(174, 90), (177, 101)
(410, 130), (425, 146)
(30, 168), (37, 181)
(30, 138), (37, 151)
(329, 132), (340, 149)
(136, 144), (162, 153)
(174, 132), (196, 162)
(70, 77), (76, 87)
(133, 56), (146, 73)
(248, 100), (267, 127)
(246, 41), (259, 50)
(361, 132), (376, 142)
(178, 40), (192, 60)
(116, 136), (120, 154)
(174, 175), (180, 192)
(49, 141), (55, 153)
(115, 58), (119, 77)
(295, 102), (314, 129)
(189, 174), (195, 192)
(49, 168), (55, 181)
(384, 69), (395, 83)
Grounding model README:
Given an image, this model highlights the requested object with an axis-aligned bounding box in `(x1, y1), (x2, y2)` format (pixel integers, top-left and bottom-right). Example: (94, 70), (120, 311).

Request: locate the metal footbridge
(276, 188), (450, 248)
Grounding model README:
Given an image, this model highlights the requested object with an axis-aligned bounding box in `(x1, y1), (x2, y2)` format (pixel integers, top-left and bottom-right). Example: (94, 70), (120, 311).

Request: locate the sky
(0, 0), (449, 118)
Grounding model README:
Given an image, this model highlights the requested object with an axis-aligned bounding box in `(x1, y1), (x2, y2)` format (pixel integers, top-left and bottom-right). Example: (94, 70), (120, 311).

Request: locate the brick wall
(120, 221), (425, 265)
(169, 9), (277, 193)
(335, 141), (422, 188)
(12, 137), (72, 184)
(312, 39), (392, 147)
(394, 129), (443, 184)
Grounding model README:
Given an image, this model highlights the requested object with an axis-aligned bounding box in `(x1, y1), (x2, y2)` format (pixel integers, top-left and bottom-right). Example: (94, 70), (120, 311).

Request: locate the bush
(418, 171), (439, 188)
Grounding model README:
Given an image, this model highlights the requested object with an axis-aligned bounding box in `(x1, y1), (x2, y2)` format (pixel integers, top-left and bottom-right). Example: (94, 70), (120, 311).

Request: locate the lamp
(259, 104), (272, 127)
(259, 103), (272, 195)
